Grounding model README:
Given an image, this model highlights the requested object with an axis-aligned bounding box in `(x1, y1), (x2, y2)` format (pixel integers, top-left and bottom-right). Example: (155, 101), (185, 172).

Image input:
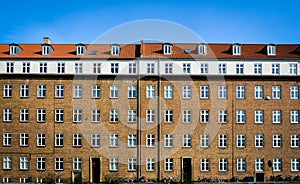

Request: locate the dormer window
(76, 44), (86, 56)
(42, 45), (53, 56)
(267, 44), (276, 56)
(232, 44), (241, 55)
(9, 44), (22, 55)
(198, 43), (207, 55)
(163, 44), (172, 55)
(111, 45), (120, 56)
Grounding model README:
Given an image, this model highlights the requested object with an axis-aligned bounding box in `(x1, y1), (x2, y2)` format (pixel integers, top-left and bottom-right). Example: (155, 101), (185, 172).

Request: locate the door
(73, 171), (82, 183)
(182, 158), (192, 183)
(256, 173), (264, 182)
(92, 158), (101, 183)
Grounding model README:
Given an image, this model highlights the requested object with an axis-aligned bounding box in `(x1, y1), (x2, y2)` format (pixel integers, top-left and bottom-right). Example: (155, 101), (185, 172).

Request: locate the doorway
(256, 173), (264, 182)
(73, 171), (82, 183)
(182, 158), (192, 183)
(92, 158), (101, 183)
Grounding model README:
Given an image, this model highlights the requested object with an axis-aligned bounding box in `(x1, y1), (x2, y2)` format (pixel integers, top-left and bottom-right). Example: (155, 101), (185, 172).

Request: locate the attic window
(111, 45), (120, 56)
(232, 44), (241, 55)
(267, 45), (276, 56)
(198, 44), (207, 55)
(163, 44), (172, 55)
(9, 44), (21, 55)
(76, 45), (86, 56)
(42, 45), (52, 56)
(90, 50), (98, 55)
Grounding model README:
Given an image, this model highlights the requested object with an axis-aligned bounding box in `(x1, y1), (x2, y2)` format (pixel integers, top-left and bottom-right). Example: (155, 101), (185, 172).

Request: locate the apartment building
(0, 38), (299, 183)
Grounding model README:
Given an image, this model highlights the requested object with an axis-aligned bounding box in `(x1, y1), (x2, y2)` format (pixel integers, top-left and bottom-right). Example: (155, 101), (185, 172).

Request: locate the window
(236, 64), (244, 74)
(20, 157), (29, 170)
(73, 85), (82, 98)
(3, 133), (12, 146)
(91, 134), (100, 148)
(233, 158), (245, 173)
(254, 86), (264, 99)
(128, 134), (137, 147)
(267, 45), (276, 56)
(290, 63), (297, 75)
(55, 109), (64, 123)
(109, 158), (118, 171)
(128, 85), (137, 98)
(218, 85), (227, 99)
(73, 157), (82, 170)
(237, 134), (246, 148)
(272, 86), (281, 99)
(200, 85), (209, 99)
(146, 158), (155, 172)
(198, 44), (207, 55)
(37, 133), (46, 147)
(110, 85), (119, 98)
(236, 110), (246, 123)
(20, 109), (29, 122)
(164, 134), (173, 148)
(200, 134), (210, 148)
(75, 63), (83, 74)
(56, 178), (64, 183)
(37, 109), (46, 122)
(164, 85), (173, 99)
(20, 84), (29, 98)
(219, 158), (228, 172)
(182, 110), (192, 123)
(37, 84), (46, 98)
(129, 63), (136, 74)
(20, 178), (26, 183)
(272, 110), (281, 124)
(273, 134), (282, 148)
(147, 63), (155, 74)
(3, 156), (12, 169)
(3, 84), (12, 98)
(201, 158), (210, 172)
(109, 134), (118, 147)
(55, 133), (64, 147)
(232, 44), (241, 55)
(255, 134), (264, 148)
(128, 110), (137, 123)
(164, 158), (173, 171)
(273, 158), (282, 172)
(200, 110), (210, 123)
(164, 110), (173, 123)
(218, 63), (227, 74)
(183, 63), (191, 74)
(146, 110), (155, 123)
(3, 177), (12, 183)
(219, 134), (228, 148)
(254, 63), (262, 74)
(73, 109), (82, 123)
(291, 158), (299, 172)
(55, 85), (64, 98)
(146, 85), (155, 98)
(73, 134), (82, 147)
(218, 110), (227, 123)
(111, 45), (120, 56)
(146, 134), (155, 147)
(128, 158), (137, 171)
(236, 86), (245, 99)
(92, 109), (100, 123)
(110, 110), (119, 123)
(37, 157), (46, 170)
(6, 62), (14, 73)
(111, 63), (119, 74)
(92, 85), (101, 98)
(55, 157), (64, 170)
(39, 62), (47, 73)
(182, 134), (192, 148)
(291, 110), (299, 124)
(291, 134), (299, 148)
(3, 108), (12, 122)
(182, 85), (191, 99)
(255, 110), (264, 124)
(200, 63), (208, 74)
(10, 45), (20, 55)
(57, 62), (65, 74)
(77, 45), (86, 55)
(42, 45), (51, 55)
(93, 63), (101, 74)
(163, 44), (172, 55)
(271, 63), (280, 74)
(290, 86), (299, 99)
(22, 62), (30, 73)
(165, 63), (172, 74)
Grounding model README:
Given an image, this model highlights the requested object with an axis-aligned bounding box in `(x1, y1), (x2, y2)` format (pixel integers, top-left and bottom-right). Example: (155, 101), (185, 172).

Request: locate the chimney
(140, 40), (144, 58)
(43, 37), (51, 44)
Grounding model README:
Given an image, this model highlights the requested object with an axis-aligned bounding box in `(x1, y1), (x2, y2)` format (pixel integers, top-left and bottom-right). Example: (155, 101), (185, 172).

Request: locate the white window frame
(291, 158), (299, 172)
(273, 134), (282, 148)
(55, 85), (64, 98)
(164, 110), (173, 123)
(110, 109), (119, 123)
(73, 85), (82, 98)
(92, 109), (100, 123)
(128, 110), (137, 123)
(20, 133), (29, 146)
(255, 134), (264, 148)
(111, 45), (120, 56)
(255, 110), (264, 124)
(91, 134), (100, 148)
(55, 109), (64, 123)
(111, 63), (119, 74)
(37, 133), (46, 147)
(218, 85), (227, 99)
(164, 134), (173, 148)
(109, 134), (118, 147)
(236, 110), (246, 124)
(147, 63), (155, 74)
(273, 158), (282, 172)
(218, 134), (228, 148)
(146, 109), (155, 123)
(236, 63), (244, 74)
(272, 110), (281, 124)
(237, 158), (246, 172)
(6, 62), (14, 73)
(182, 134), (192, 148)
(75, 63), (83, 74)
(200, 134), (210, 148)
(37, 84), (46, 98)
(20, 84), (29, 98)
(200, 110), (209, 123)
(128, 134), (137, 148)
(218, 63), (227, 74)
(291, 110), (299, 124)
(254, 63), (262, 74)
(55, 157), (64, 171)
(165, 63), (172, 74)
(37, 109), (46, 123)
(218, 110), (227, 124)
(164, 158), (173, 171)
(93, 63), (101, 74)
(219, 158), (228, 172)
(146, 158), (155, 172)
(39, 62), (47, 73)
(20, 108), (29, 122)
(146, 134), (155, 147)
(271, 63), (280, 75)
(267, 45), (276, 56)
(55, 133), (64, 147)
(182, 85), (191, 99)
(20, 157), (29, 170)
(3, 156), (12, 169)
(128, 158), (137, 171)
(110, 85), (119, 98)
(254, 86), (263, 99)
(73, 109), (82, 123)
(272, 86), (281, 99)
(128, 85), (137, 98)
(163, 44), (172, 55)
(183, 63), (191, 74)
(3, 133), (12, 146)
(73, 134), (82, 147)
(236, 86), (245, 99)
(3, 84), (12, 98)
(57, 62), (65, 74)
(289, 63), (297, 75)
(73, 157), (82, 171)
(164, 85), (173, 99)
(200, 63), (208, 74)
(236, 134), (246, 148)
(255, 158), (264, 172)
(3, 108), (12, 122)
(290, 86), (299, 99)
(22, 62), (30, 73)
(129, 62), (136, 74)
(291, 134), (299, 148)
(201, 158), (210, 172)
(146, 85), (155, 98)
(109, 158), (119, 171)
(92, 85), (101, 98)
(182, 110), (192, 123)
(37, 157), (46, 171)
(200, 85), (209, 99)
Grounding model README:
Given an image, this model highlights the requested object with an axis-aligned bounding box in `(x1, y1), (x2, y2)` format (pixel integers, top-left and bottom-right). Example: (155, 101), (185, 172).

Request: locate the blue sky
(1, 0), (299, 44)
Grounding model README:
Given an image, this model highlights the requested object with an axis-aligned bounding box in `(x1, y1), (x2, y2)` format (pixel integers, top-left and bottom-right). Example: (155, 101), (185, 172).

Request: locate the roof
(0, 42), (300, 59)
